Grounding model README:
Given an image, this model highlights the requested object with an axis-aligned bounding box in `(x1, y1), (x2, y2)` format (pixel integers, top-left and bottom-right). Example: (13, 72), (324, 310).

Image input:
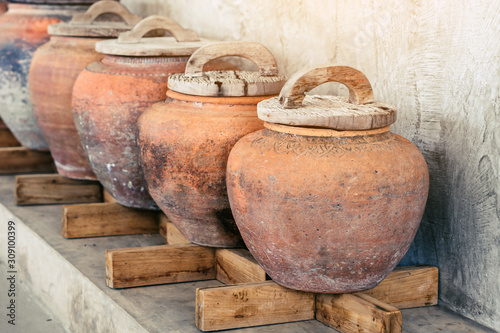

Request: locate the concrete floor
(0, 175), (497, 332)
(0, 262), (65, 333)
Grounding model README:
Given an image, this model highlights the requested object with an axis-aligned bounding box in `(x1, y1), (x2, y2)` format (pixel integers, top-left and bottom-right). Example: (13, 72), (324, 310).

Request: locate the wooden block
(15, 174), (102, 205)
(158, 213), (168, 238)
(362, 266), (438, 309)
(0, 147), (55, 174)
(316, 293), (402, 333)
(196, 281), (315, 331)
(162, 215), (190, 244)
(106, 243), (215, 289)
(103, 190), (117, 203)
(0, 129), (21, 147)
(62, 202), (160, 238)
(215, 249), (267, 284)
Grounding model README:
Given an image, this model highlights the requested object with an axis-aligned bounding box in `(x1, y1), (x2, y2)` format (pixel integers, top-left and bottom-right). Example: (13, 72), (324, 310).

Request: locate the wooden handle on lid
(117, 15), (200, 44)
(184, 41), (279, 77)
(279, 65), (374, 109)
(70, 0), (142, 26)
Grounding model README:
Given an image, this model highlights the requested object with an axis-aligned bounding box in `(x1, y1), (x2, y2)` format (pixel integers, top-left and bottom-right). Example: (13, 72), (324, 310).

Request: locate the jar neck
(264, 122), (391, 137)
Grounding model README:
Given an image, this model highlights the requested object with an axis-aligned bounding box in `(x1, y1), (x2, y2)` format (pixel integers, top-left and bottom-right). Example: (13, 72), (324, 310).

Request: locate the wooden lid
(258, 65), (397, 130)
(48, 1), (141, 38)
(95, 15), (211, 56)
(168, 42), (287, 97)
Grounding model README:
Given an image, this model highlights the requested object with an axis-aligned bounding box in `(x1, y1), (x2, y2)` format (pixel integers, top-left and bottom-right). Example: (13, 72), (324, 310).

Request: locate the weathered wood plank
(15, 174), (102, 205)
(62, 202), (159, 238)
(160, 214), (190, 244)
(0, 147), (55, 174)
(215, 249), (267, 284)
(362, 266), (438, 309)
(106, 244), (215, 289)
(316, 292), (402, 333)
(0, 129), (21, 147)
(103, 189), (117, 203)
(196, 281), (315, 331)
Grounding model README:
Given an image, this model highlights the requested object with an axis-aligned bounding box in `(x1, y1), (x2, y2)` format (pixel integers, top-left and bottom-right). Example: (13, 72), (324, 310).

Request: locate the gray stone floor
(0, 175), (497, 332)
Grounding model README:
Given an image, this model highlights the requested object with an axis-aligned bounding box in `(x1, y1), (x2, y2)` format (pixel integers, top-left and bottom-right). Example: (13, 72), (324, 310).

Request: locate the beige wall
(122, 0), (500, 330)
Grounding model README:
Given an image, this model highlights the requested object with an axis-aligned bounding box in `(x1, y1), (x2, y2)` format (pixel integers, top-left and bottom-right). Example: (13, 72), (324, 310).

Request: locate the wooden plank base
(196, 281), (315, 332)
(316, 293), (402, 333)
(15, 174), (102, 205)
(62, 202), (160, 238)
(0, 147), (55, 174)
(106, 244), (216, 289)
(0, 128), (21, 147)
(215, 248), (267, 284)
(362, 266), (439, 309)
(196, 265), (438, 332)
(160, 214), (190, 244)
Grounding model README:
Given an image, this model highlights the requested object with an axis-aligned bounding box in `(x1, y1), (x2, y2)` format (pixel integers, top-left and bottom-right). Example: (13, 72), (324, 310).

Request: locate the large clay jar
(0, 3), (87, 150)
(72, 16), (236, 209)
(29, 1), (141, 180)
(227, 66), (429, 293)
(0, 2), (7, 15)
(137, 42), (287, 247)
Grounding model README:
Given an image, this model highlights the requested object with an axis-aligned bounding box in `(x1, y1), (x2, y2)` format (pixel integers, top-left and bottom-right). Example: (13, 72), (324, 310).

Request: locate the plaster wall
(121, 0), (500, 330)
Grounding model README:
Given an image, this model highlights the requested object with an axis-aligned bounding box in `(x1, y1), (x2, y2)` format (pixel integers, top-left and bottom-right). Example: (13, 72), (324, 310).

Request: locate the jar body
(30, 36), (103, 179)
(0, 4), (86, 150)
(72, 55), (190, 209)
(137, 91), (267, 247)
(227, 124), (429, 293)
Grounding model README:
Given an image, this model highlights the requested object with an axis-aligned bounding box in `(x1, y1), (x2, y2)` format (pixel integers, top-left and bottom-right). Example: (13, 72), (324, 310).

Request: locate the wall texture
(121, 0), (500, 330)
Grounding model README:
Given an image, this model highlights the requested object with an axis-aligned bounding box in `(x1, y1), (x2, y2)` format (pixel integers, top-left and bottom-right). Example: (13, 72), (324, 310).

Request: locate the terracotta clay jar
(0, 2), (7, 15)
(137, 42), (287, 247)
(72, 16), (236, 209)
(227, 66), (429, 293)
(0, 3), (88, 150)
(29, 1), (141, 180)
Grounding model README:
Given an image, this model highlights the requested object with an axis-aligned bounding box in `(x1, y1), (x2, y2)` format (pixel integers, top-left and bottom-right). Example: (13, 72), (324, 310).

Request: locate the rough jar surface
(137, 91), (267, 247)
(226, 125), (429, 293)
(30, 36), (103, 180)
(0, 4), (85, 150)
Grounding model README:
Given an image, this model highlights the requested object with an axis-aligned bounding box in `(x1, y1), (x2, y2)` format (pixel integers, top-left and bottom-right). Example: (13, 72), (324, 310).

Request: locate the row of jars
(0, 1), (429, 293)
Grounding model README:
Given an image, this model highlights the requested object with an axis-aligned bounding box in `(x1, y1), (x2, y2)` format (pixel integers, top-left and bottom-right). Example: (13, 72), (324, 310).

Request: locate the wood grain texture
(196, 281), (315, 331)
(106, 244), (215, 288)
(215, 249), (267, 284)
(62, 202), (159, 238)
(15, 174), (102, 205)
(118, 15), (199, 43)
(362, 266), (438, 309)
(279, 65), (374, 108)
(316, 293), (402, 333)
(184, 41), (279, 77)
(258, 95), (396, 130)
(160, 214), (190, 244)
(71, 0), (141, 25)
(0, 147), (55, 174)
(168, 70), (286, 97)
(103, 189), (117, 203)
(49, 1), (141, 37)
(0, 129), (21, 147)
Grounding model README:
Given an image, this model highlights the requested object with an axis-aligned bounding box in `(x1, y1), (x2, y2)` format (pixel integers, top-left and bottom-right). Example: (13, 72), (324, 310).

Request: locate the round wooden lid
(258, 65), (397, 130)
(48, 1), (141, 38)
(95, 15), (210, 56)
(168, 42), (287, 97)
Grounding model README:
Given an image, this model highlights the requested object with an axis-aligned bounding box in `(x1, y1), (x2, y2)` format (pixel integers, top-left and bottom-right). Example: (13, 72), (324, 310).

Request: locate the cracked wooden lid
(48, 1), (141, 38)
(258, 65), (397, 130)
(95, 15), (214, 56)
(168, 42), (287, 97)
